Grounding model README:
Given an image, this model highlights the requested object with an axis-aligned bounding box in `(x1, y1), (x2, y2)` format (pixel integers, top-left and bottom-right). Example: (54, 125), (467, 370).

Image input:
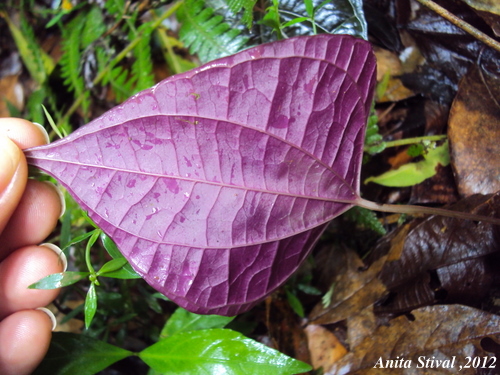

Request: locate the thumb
(0, 136), (27, 235)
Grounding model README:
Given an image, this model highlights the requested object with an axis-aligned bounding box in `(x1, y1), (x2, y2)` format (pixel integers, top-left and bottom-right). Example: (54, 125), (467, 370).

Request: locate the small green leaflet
(97, 258), (129, 275)
(28, 272), (90, 289)
(227, 0), (257, 28)
(177, 0), (249, 63)
(85, 282), (97, 329)
(100, 233), (141, 278)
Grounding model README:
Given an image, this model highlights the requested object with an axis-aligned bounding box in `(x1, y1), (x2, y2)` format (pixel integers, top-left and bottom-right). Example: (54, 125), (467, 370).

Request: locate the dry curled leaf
(370, 193), (500, 314)
(265, 290), (311, 366)
(305, 324), (347, 373)
(308, 246), (387, 325)
(328, 304), (500, 375)
(448, 63), (500, 196)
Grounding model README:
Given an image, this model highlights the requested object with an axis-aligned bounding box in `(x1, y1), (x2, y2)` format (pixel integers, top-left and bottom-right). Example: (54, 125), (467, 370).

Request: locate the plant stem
(355, 197), (500, 226)
(414, 0), (500, 53)
(85, 230), (101, 275)
(384, 135), (447, 148)
(363, 134), (447, 152)
(58, 1), (184, 127)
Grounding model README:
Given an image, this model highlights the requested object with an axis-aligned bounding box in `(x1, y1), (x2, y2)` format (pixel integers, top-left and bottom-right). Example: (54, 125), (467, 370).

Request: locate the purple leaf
(25, 35), (376, 315)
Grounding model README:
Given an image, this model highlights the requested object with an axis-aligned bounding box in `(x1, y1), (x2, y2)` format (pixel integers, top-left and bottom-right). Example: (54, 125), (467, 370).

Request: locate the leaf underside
(25, 35), (376, 315)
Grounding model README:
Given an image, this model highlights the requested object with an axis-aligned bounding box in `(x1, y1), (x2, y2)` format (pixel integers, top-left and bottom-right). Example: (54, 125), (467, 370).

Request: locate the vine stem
(383, 135), (446, 148)
(414, 0), (500, 53)
(364, 134), (447, 152)
(355, 197), (500, 226)
(58, 0), (184, 127)
(85, 229), (101, 276)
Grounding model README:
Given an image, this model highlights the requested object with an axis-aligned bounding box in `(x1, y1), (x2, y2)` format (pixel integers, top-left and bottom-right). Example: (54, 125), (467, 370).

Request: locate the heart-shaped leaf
(25, 34), (376, 315)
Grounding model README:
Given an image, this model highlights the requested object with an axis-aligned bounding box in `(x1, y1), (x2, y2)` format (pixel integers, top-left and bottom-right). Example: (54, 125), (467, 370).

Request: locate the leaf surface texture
(26, 35), (376, 315)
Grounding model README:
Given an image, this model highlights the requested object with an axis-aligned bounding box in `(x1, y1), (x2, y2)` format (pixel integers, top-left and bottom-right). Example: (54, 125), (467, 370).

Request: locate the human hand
(0, 118), (66, 375)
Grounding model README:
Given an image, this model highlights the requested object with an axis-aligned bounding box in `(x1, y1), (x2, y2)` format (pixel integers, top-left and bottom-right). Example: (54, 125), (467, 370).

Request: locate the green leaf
(156, 29), (198, 75)
(376, 70), (391, 100)
(102, 64), (135, 103)
(304, 0), (314, 17)
(42, 104), (64, 139)
(226, 0), (257, 28)
(297, 283), (323, 296)
(177, 0), (249, 63)
(364, 112), (386, 157)
(152, 292), (170, 301)
(100, 232), (121, 258)
(86, 228), (101, 251)
(365, 140), (450, 187)
(81, 5), (106, 48)
(297, 283), (322, 295)
(407, 143), (425, 157)
(100, 233), (141, 279)
(60, 10), (90, 112)
(285, 290), (305, 318)
(343, 206), (387, 236)
(161, 308), (234, 337)
(281, 16), (310, 28)
(322, 283), (335, 308)
(261, 6), (282, 33)
(33, 332), (132, 375)
(62, 229), (99, 252)
(140, 329), (312, 374)
(85, 282), (98, 329)
(29, 271), (90, 289)
(25, 88), (48, 125)
(101, 265), (142, 279)
(105, 0), (126, 15)
(130, 23), (155, 93)
(97, 258), (129, 275)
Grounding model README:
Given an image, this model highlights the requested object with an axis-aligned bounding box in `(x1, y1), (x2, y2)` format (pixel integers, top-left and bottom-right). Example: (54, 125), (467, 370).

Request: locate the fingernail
(40, 243), (67, 272)
(0, 136), (22, 193)
(42, 181), (66, 218)
(32, 122), (50, 144)
(36, 307), (57, 331)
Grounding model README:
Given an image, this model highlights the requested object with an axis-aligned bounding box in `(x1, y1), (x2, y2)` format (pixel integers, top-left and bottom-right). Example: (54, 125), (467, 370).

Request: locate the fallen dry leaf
(327, 304), (500, 375)
(346, 306), (377, 349)
(308, 246), (387, 325)
(0, 74), (23, 117)
(265, 290), (311, 366)
(369, 193), (500, 314)
(305, 324), (347, 373)
(448, 64), (500, 196)
(462, 0), (500, 36)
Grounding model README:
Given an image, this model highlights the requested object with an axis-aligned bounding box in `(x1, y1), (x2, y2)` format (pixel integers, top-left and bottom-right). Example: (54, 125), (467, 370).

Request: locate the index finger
(0, 118), (51, 243)
(0, 118), (49, 150)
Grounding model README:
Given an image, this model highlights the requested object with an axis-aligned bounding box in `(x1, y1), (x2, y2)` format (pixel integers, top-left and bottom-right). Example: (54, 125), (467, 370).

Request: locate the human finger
(0, 118), (49, 149)
(0, 309), (54, 375)
(0, 180), (64, 257)
(0, 244), (66, 320)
